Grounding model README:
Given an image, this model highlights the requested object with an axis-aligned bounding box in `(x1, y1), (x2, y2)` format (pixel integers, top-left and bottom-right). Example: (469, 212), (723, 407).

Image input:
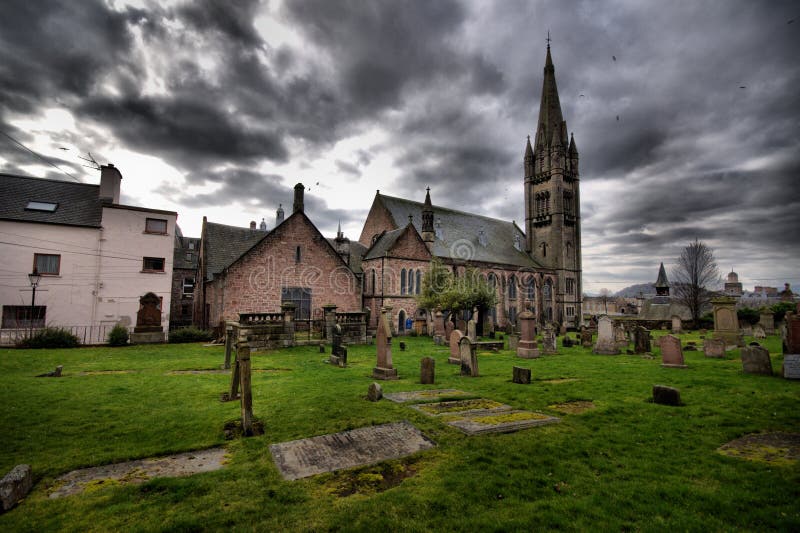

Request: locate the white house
(0, 165), (177, 344)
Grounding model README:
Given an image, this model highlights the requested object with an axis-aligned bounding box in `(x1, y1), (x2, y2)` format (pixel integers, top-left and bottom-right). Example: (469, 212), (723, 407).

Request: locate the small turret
(276, 203), (285, 226)
(259, 218), (267, 231)
(655, 263), (670, 297)
(421, 187), (435, 250)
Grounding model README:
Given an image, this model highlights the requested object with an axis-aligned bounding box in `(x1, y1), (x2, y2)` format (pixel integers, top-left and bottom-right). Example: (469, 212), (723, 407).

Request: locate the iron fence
(0, 324), (134, 346)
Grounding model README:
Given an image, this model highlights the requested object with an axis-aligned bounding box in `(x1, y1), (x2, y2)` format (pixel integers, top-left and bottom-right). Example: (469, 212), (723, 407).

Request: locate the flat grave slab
(408, 398), (511, 417)
(717, 432), (800, 466)
(270, 421), (435, 481)
(50, 448), (226, 499)
(383, 389), (470, 403)
(444, 410), (560, 436)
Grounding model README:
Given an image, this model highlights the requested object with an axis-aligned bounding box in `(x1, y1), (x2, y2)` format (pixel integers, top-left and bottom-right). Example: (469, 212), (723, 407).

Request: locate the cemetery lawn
(1, 334), (798, 532)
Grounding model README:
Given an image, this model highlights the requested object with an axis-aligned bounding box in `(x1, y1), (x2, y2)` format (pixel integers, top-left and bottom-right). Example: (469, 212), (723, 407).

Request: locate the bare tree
(672, 239), (720, 326)
(598, 288), (612, 314)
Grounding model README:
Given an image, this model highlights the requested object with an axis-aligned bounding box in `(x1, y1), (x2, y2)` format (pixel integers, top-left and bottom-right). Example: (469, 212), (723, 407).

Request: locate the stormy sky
(1, 0), (798, 293)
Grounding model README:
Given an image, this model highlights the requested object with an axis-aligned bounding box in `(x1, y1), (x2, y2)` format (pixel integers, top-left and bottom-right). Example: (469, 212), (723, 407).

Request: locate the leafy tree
(417, 259), (497, 314)
(770, 301), (796, 323)
(736, 307), (761, 326)
(671, 239), (720, 327)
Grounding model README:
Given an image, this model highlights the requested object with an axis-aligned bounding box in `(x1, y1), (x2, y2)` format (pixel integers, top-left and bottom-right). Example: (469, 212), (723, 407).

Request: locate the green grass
(1, 334), (798, 531)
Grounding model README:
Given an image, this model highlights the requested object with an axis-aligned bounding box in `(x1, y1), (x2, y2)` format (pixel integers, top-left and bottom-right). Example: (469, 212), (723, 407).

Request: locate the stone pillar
(373, 306), (398, 379)
(516, 310), (540, 358)
(322, 304), (337, 341)
(224, 322), (236, 369)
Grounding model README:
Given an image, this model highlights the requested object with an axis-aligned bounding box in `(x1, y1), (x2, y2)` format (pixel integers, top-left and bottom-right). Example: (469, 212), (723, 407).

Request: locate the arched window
(488, 273), (496, 292)
(416, 270), (421, 294)
(526, 276), (535, 302)
(408, 269), (414, 295)
(540, 242), (548, 258)
(400, 268), (406, 295)
(371, 269), (376, 294)
(509, 306), (517, 324)
(543, 278), (552, 300)
(398, 310), (406, 332)
(508, 275), (517, 299)
(295, 245), (301, 263)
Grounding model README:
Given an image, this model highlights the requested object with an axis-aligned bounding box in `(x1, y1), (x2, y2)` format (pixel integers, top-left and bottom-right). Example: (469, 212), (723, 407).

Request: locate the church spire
(535, 40), (566, 150)
(421, 187), (435, 249)
(655, 262), (670, 296)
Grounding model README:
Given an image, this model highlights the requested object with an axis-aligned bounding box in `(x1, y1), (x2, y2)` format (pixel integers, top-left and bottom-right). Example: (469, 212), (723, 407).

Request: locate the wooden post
(223, 324), (235, 369)
(226, 342), (240, 401)
(238, 344), (254, 436)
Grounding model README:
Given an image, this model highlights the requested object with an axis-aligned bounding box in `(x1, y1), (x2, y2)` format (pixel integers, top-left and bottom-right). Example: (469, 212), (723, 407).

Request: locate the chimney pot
(293, 183), (304, 213)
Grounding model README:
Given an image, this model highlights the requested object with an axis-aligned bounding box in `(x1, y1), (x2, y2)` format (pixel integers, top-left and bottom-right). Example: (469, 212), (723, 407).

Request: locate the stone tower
(524, 42), (582, 325)
(421, 187), (435, 251)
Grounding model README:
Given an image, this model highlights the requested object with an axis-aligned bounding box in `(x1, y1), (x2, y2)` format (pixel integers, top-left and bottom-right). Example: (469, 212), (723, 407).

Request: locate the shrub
(169, 327), (214, 344)
(698, 312), (714, 329)
(737, 307), (761, 325)
(17, 327), (80, 349)
(107, 324), (130, 346)
(770, 302), (796, 323)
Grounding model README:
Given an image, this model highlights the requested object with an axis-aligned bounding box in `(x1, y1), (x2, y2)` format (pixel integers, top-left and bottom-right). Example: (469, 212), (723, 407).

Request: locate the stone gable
(359, 195), (397, 246)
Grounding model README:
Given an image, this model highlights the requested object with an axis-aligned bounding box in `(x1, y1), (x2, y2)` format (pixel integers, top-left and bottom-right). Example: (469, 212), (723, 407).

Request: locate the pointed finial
(546, 30), (551, 49)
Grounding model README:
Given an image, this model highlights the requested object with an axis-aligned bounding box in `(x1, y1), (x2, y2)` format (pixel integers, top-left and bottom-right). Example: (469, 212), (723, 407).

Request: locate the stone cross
(373, 306), (398, 380)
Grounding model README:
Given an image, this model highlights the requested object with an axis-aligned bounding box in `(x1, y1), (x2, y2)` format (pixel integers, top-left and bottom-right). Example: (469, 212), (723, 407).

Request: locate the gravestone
(459, 336), (478, 377)
(420, 357), (435, 384)
(516, 311), (540, 358)
(130, 292), (165, 343)
(652, 385), (681, 406)
(562, 335), (574, 348)
(373, 306), (398, 380)
(593, 316), (619, 355)
(753, 325), (766, 339)
(633, 326), (651, 354)
(507, 333), (520, 351)
(786, 312), (800, 354)
(703, 338), (726, 358)
(445, 319), (454, 341)
(759, 311), (775, 335)
(541, 324), (558, 355)
(0, 464), (32, 512)
(671, 315), (682, 334)
(433, 308), (446, 345)
(399, 342), (406, 351)
(712, 297), (740, 347)
(512, 366), (531, 384)
(332, 324), (343, 355)
(580, 327), (593, 348)
(367, 382), (383, 402)
(467, 318), (477, 343)
(782, 354), (800, 379)
(318, 343), (325, 354)
(659, 335), (686, 368)
(456, 319), (467, 333)
(741, 345), (773, 376)
(614, 324), (628, 350)
(449, 330), (465, 364)
(741, 323), (753, 336)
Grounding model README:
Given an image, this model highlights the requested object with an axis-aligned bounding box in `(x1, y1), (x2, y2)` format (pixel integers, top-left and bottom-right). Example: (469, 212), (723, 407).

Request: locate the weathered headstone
(741, 345), (773, 376)
(580, 327), (593, 348)
(759, 311), (775, 335)
(703, 338), (726, 358)
(782, 354), (800, 379)
(449, 330), (464, 364)
(562, 335), (574, 348)
(516, 311), (540, 358)
(652, 385), (681, 406)
(507, 333), (520, 351)
(420, 357), (435, 384)
(593, 316), (619, 355)
(786, 312), (800, 354)
(373, 306), (398, 380)
(0, 464), (32, 512)
(445, 319), (454, 341)
(130, 292), (165, 343)
(332, 324), (343, 356)
(319, 343), (325, 354)
(367, 382), (383, 402)
(467, 318), (477, 343)
(741, 323), (753, 337)
(712, 297), (741, 347)
(659, 335), (686, 368)
(753, 324), (766, 339)
(541, 324), (557, 355)
(512, 366), (531, 384)
(633, 326), (651, 354)
(671, 315), (682, 334)
(433, 308), (446, 345)
(613, 324), (628, 350)
(459, 336), (478, 377)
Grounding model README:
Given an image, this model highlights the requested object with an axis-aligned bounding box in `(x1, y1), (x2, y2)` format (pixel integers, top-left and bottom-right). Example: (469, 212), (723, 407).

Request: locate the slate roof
(363, 227), (406, 260)
(173, 234), (201, 270)
(0, 174), (103, 227)
(203, 221), (267, 280)
(376, 194), (539, 268)
(638, 299), (692, 321)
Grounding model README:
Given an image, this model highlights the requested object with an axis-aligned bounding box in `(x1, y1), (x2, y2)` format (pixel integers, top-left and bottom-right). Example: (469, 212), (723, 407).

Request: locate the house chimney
(99, 163), (122, 204)
(249, 220), (257, 230)
(276, 203), (285, 226)
(293, 183), (304, 213)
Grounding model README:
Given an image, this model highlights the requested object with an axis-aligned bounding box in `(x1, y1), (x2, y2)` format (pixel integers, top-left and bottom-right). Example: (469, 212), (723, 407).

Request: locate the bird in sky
(788, 18), (795, 24)
(616, 115), (620, 121)
(58, 147), (68, 150)
(739, 86), (747, 89)
(612, 55), (617, 61)
(579, 94), (585, 97)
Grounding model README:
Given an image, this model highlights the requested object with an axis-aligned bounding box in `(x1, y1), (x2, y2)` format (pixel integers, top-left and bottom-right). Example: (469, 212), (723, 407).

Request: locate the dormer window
(478, 229), (487, 247)
(26, 201), (58, 212)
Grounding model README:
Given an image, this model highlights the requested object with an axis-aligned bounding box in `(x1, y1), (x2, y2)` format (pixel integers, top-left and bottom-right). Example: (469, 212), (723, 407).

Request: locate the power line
(0, 129), (82, 182)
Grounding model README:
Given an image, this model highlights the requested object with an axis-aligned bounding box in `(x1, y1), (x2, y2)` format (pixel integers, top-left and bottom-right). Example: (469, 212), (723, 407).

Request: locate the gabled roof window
(25, 201), (58, 212)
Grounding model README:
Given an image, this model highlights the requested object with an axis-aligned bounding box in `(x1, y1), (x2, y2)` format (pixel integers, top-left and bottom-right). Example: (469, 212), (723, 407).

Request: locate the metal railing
(0, 325), (134, 346)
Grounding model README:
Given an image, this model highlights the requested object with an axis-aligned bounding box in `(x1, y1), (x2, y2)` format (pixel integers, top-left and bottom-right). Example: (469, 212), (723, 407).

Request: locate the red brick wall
(212, 212), (361, 324)
(358, 196), (397, 246)
(389, 227), (432, 260)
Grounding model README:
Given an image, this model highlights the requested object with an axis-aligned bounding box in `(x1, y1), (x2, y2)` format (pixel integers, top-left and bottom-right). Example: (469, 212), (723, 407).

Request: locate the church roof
(364, 227), (406, 260)
(375, 194), (539, 268)
(203, 221), (267, 280)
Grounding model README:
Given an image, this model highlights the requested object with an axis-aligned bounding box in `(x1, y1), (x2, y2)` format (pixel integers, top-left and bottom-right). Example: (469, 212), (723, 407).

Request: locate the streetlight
(28, 267), (41, 338)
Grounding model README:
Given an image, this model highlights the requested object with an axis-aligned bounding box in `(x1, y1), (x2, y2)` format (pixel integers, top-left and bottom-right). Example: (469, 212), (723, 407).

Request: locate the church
(191, 44), (582, 334)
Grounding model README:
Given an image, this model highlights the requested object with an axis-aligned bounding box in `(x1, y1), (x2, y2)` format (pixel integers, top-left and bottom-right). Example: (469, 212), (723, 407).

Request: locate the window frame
(33, 253), (61, 275)
(182, 276), (195, 297)
(144, 218), (168, 235)
(142, 256), (165, 272)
